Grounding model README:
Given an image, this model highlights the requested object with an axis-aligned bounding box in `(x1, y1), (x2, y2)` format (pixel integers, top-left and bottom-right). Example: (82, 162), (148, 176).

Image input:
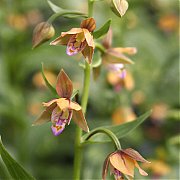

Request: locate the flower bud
(111, 0), (129, 17)
(32, 22), (55, 49)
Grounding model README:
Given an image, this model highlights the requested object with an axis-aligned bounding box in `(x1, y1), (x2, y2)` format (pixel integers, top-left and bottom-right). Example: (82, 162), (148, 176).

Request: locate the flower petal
(134, 161), (148, 176)
(83, 29), (94, 48)
(80, 18), (96, 32)
(102, 28), (113, 49)
(103, 48), (134, 64)
(121, 148), (150, 163)
(102, 153), (112, 180)
(56, 69), (73, 98)
(50, 28), (83, 46)
(72, 109), (89, 132)
(51, 122), (66, 136)
(32, 103), (56, 126)
(56, 98), (70, 111)
(111, 47), (137, 55)
(42, 99), (58, 107)
(70, 101), (81, 111)
(82, 45), (94, 64)
(109, 152), (135, 177)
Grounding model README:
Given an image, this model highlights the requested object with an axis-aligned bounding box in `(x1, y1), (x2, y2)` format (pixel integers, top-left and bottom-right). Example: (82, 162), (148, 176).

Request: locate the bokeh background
(0, 0), (179, 179)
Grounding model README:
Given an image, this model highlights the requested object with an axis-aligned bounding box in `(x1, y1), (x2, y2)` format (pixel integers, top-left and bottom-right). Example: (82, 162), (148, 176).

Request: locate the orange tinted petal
(80, 18), (96, 32)
(102, 28), (112, 49)
(72, 109), (89, 132)
(43, 99), (58, 107)
(112, 47), (137, 55)
(56, 69), (73, 98)
(83, 28), (94, 47)
(70, 101), (81, 111)
(109, 152), (135, 177)
(32, 102), (56, 126)
(102, 153), (112, 180)
(56, 98), (70, 110)
(134, 161), (148, 176)
(104, 48), (134, 64)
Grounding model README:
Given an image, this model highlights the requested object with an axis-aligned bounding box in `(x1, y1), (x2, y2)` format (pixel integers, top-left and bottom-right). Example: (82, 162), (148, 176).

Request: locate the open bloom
(102, 148), (150, 180)
(32, 69), (89, 136)
(102, 28), (137, 75)
(50, 18), (96, 64)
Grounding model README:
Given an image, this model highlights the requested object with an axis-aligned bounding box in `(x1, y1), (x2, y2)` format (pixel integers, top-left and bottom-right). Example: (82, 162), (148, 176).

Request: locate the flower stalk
(73, 1), (93, 178)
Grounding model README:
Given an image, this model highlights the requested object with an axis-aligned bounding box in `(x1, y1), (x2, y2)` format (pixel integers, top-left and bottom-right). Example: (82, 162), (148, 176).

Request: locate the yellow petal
(83, 28), (94, 48)
(43, 99), (58, 107)
(70, 101), (81, 111)
(134, 161), (148, 176)
(56, 69), (73, 98)
(72, 109), (89, 132)
(112, 47), (137, 55)
(56, 98), (70, 111)
(109, 153), (135, 177)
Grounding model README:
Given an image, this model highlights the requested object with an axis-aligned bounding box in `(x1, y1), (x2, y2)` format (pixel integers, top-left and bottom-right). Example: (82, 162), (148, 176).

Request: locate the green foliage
(82, 110), (151, 143)
(0, 137), (35, 180)
(93, 19), (111, 39)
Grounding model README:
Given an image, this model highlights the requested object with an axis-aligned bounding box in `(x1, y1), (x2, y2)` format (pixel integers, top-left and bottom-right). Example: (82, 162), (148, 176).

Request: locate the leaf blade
(82, 110), (152, 143)
(0, 137), (35, 180)
(93, 19), (111, 39)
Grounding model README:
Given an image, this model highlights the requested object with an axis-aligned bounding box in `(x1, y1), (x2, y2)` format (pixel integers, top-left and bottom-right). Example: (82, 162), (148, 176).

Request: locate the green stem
(84, 128), (121, 150)
(73, 62), (91, 180)
(73, 1), (94, 179)
(47, 11), (88, 23)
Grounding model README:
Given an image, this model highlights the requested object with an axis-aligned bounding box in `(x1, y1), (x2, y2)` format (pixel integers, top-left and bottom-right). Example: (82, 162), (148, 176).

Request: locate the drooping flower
(50, 18), (96, 64)
(32, 69), (89, 136)
(102, 148), (150, 180)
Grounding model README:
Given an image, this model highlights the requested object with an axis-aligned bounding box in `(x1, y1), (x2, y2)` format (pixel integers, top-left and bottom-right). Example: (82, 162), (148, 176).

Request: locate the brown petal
(102, 28), (113, 49)
(82, 45), (94, 64)
(112, 47), (137, 55)
(72, 109), (89, 132)
(32, 22), (55, 49)
(50, 28), (83, 46)
(134, 161), (148, 176)
(32, 102), (56, 126)
(56, 69), (73, 98)
(102, 153), (111, 180)
(103, 48), (134, 64)
(121, 148), (150, 163)
(80, 18), (96, 32)
(109, 152), (135, 177)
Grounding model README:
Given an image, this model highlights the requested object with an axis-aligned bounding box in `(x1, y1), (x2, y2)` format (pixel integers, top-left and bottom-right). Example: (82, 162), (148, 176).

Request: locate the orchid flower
(50, 18), (96, 64)
(102, 148), (150, 180)
(33, 69), (89, 136)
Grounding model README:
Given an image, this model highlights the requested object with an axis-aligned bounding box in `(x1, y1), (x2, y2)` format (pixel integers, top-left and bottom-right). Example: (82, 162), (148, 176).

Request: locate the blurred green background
(0, 0), (179, 179)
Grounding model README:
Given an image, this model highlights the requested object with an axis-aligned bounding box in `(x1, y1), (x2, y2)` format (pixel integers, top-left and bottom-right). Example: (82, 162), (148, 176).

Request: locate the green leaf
(93, 19), (111, 39)
(0, 137), (35, 180)
(82, 110), (151, 144)
(41, 63), (57, 96)
(71, 89), (79, 99)
(47, 0), (65, 13)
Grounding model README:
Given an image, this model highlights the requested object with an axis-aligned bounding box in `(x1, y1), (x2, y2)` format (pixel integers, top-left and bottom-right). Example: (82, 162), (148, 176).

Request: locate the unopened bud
(32, 22), (55, 49)
(111, 0), (129, 17)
